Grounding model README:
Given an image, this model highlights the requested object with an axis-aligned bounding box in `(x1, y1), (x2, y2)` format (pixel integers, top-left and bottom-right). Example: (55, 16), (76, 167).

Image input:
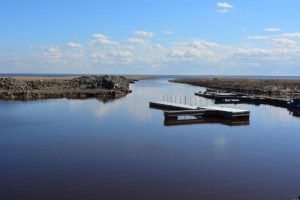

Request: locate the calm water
(0, 78), (300, 200)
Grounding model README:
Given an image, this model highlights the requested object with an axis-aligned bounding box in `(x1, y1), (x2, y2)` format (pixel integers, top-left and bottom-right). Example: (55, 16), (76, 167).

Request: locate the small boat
(288, 98), (300, 110)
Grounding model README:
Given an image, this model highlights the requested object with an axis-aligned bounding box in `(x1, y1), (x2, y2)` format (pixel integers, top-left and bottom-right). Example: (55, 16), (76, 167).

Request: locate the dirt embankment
(170, 77), (300, 99)
(0, 75), (131, 101)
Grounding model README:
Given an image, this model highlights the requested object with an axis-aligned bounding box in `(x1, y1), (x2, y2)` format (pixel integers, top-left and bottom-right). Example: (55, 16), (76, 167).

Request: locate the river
(0, 77), (299, 200)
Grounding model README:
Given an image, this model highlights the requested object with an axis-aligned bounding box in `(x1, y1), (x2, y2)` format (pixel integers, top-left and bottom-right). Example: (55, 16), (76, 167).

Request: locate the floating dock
(149, 101), (250, 121)
(195, 92), (289, 108)
(164, 109), (206, 118)
(164, 117), (249, 127)
(149, 101), (198, 110)
(162, 106), (249, 119)
(202, 106), (250, 118)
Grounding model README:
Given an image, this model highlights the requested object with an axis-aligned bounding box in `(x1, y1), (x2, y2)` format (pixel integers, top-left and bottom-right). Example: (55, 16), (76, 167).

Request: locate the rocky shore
(170, 77), (300, 99)
(0, 75), (131, 101)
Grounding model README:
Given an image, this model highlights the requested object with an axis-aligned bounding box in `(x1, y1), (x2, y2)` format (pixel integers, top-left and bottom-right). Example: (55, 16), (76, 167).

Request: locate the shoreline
(0, 75), (131, 101)
(170, 77), (300, 99)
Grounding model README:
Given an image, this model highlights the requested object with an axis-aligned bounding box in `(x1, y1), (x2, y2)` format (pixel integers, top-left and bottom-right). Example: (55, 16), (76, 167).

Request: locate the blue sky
(1, 0), (300, 75)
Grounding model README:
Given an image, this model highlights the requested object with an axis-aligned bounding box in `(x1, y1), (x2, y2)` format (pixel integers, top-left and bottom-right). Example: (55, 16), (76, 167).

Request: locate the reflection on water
(0, 78), (300, 200)
(164, 117), (250, 126)
(289, 109), (300, 117)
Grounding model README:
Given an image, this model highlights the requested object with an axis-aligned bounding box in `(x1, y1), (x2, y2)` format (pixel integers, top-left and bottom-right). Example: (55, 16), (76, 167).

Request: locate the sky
(1, 0), (300, 76)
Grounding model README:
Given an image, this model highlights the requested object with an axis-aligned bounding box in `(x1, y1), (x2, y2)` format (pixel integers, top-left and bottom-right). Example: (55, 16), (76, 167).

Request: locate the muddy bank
(0, 75), (131, 101)
(170, 77), (300, 99)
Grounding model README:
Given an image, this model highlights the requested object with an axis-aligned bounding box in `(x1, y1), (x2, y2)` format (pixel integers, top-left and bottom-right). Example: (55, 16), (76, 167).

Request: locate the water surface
(0, 78), (300, 200)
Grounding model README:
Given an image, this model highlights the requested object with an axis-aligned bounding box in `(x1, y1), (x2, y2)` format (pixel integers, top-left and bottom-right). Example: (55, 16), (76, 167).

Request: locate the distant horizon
(1, 1), (300, 75)
(1, 72), (300, 79)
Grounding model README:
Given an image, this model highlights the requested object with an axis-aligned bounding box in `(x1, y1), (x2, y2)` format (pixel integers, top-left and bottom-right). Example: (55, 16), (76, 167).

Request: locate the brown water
(0, 78), (299, 200)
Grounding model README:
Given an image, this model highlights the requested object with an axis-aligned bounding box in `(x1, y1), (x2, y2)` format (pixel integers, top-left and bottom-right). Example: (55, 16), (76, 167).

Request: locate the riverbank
(170, 77), (300, 99)
(0, 75), (131, 101)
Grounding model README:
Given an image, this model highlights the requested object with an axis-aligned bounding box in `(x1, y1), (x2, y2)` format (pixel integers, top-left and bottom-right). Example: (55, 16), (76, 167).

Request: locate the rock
(0, 76), (131, 101)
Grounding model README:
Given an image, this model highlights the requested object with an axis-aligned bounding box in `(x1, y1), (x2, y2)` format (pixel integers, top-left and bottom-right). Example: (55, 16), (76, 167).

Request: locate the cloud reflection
(214, 136), (230, 160)
(214, 136), (227, 149)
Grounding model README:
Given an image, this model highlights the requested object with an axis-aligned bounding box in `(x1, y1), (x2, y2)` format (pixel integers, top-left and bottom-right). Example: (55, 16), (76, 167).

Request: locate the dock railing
(161, 94), (214, 107)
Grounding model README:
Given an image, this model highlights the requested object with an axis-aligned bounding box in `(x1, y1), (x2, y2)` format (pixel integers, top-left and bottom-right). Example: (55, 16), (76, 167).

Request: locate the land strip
(5, 75), (154, 82)
(170, 77), (300, 99)
(0, 75), (131, 101)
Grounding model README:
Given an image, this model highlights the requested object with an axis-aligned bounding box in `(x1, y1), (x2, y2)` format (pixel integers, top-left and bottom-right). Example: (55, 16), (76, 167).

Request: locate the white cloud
(65, 51), (85, 60)
(90, 52), (106, 59)
(169, 49), (185, 57)
(127, 38), (149, 46)
(99, 39), (119, 46)
(43, 46), (62, 60)
(110, 50), (133, 58)
(217, 2), (234, 13)
(153, 44), (163, 49)
(281, 32), (300, 38)
(271, 38), (297, 48)
(166, 39), (224, 64)
(92, 33), (109, 39)
(264, 28), (282, 32)
(67, 42), (83, 48)
(89, 33), (120, 47)
(190, 40), (221, 48)
(134, 31), (154, 38)
(217, 2), (234, 9)
(3, 31), (300, 75)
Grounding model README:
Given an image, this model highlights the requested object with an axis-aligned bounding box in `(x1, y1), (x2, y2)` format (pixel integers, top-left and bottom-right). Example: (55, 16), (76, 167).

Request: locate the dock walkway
(202, 106), (250, 118)
(149, 101), (250, 120)
(149, 101), (198, 110)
